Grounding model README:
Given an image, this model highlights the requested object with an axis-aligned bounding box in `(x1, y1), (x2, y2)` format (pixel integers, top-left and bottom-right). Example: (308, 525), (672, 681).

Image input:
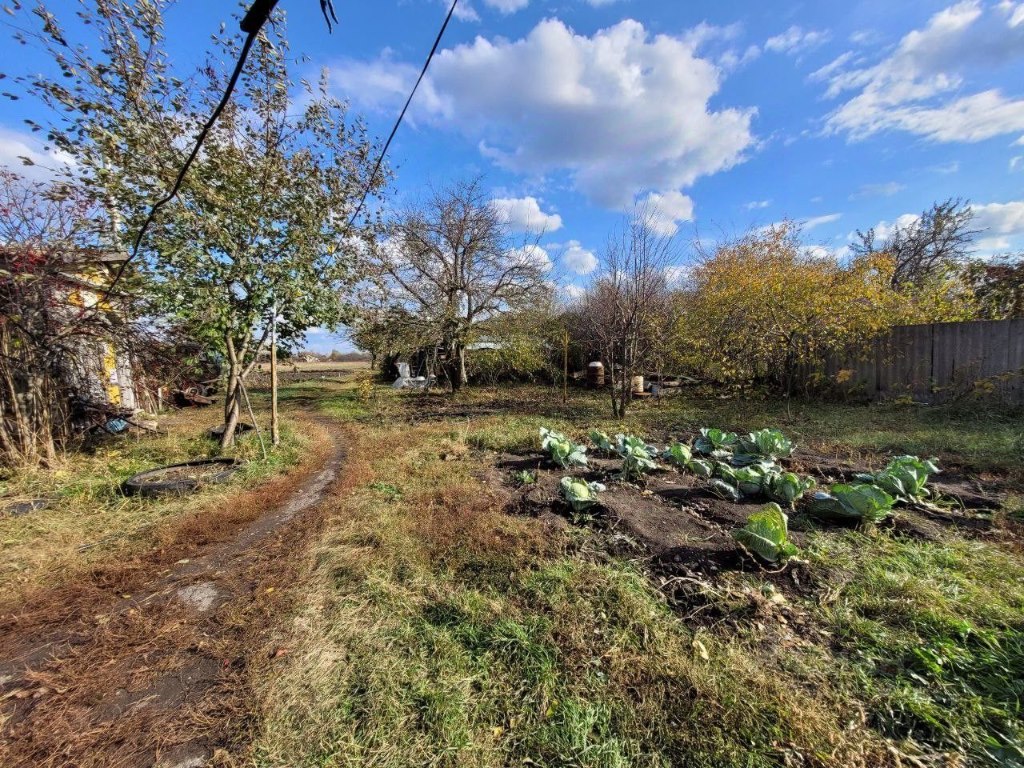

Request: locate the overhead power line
(106, 0), (458, 296)
(345, 0), (460, 229)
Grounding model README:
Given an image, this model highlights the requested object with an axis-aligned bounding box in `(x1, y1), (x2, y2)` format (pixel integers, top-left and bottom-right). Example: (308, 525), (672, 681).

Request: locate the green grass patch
(809, 533), (1024, 764)
(251, 417), (885, 768)
(249, 382), (1024, 767)
(0, 410), (306, 598)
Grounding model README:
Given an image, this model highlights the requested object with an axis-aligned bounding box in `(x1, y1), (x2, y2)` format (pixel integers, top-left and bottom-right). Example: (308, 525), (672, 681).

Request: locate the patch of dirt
(0, 416), (348, 768)
(496, 446), (1010, 587)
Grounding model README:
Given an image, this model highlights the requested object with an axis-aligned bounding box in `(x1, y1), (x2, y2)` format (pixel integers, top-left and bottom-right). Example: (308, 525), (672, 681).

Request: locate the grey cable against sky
(102, 0), (284, 300)
(345, 0), (460, 229)
(107, 0), (458, 296)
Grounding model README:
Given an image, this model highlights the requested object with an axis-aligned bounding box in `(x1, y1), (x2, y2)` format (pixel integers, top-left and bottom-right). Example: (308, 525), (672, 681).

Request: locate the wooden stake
(270, 299), (280, 447)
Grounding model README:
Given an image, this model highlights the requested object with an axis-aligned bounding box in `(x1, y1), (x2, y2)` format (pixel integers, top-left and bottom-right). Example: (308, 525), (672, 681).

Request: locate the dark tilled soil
(0, 418), (348, 768)
(493, 447), (1010, 581)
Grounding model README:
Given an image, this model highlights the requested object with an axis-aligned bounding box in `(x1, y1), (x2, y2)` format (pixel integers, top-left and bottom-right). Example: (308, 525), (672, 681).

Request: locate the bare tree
(370, 179), (551, 390)
(852, 198), (978, 288)
(581, 206), (677, 417)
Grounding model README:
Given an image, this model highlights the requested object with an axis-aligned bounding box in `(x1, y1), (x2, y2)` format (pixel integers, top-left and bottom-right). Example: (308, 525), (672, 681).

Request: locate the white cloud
(664, 264), (691, 287)
(849, 181), (905, 199)
(484, 0), (529, 13)
(1011, 155), (1024, 171)
(682, 23), (760, 72)
(0, 125), (75, 179)
(849, 29), (880, 46)
(327, 53), (442, 114)
(802, 245), (832, 260)
(419, 18), (756, 208)
(639, 190), (694, 236)
(559, 282), (586, 301)
(451, 0), (481, 22)
(802, 213), (842, 230)
(490, 196), (563, 233)
(764, 26), (831, 56)
(509, 243), (553, 272)
(745, 199), (772, 209)
(811, 51), (857, 81)
(561, 240), (598, 274)
(584, 0), (627, 6)
(816, 1), (1024, 142)
(973, 200), (1024, 235)
(869, 213), (921, 242)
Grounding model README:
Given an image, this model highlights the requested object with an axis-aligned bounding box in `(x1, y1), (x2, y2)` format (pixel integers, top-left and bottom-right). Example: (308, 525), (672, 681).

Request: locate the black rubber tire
(122, 458), (242, 497)
(207, 422), (254, 439)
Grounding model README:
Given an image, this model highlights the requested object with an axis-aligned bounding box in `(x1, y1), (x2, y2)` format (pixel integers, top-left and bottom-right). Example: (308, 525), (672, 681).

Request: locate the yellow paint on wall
(102, 344), (121, 406)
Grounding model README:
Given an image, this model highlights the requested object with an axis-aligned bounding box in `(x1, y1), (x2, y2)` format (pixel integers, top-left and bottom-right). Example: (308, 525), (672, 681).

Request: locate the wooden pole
(240, 378), (267, 460)
(270, 299), (280, 447)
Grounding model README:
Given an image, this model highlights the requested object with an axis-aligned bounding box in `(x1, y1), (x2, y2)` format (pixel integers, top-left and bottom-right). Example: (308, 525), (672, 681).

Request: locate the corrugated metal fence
(825, 319), (1024, 405)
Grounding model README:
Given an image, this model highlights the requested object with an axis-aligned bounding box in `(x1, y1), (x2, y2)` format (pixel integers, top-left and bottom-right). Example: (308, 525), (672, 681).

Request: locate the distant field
(255, 359), (370, 374)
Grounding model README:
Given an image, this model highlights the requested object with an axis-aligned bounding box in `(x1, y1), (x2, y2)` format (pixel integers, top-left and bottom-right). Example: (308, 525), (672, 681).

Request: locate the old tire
(122, 458), (242, 498)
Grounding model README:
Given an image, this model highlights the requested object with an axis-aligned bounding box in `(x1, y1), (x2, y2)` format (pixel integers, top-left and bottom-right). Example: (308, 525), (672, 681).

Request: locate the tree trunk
(458, 345), (468, 388)
(605, 343), (620, 418)
(220, 337), (242, 450)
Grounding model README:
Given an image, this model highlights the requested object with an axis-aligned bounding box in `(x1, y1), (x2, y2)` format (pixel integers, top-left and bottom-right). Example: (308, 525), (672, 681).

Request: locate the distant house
(59, 253), (139, 411)
(1, 246), (141, 412)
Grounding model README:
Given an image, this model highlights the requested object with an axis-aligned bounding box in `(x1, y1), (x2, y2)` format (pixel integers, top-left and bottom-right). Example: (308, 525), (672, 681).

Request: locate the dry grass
(0, 406), (311, 610)
(255, 359), (370, 374)
(0, 411), (339, 767)
(0, 430), (336, 767)
(245, 393), (893, 768)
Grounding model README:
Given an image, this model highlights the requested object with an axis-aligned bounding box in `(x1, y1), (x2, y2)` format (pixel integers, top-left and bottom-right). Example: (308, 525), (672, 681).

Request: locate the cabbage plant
(733, 462), (781, 497)
(662, 441), (693, 467)
(665, 442), (722, 479)
(713, 462), (739, 484)
(731, 503), (799, 563)
(767, 471), (816, 508)
(560, 476), (607, 517)
(694, 428), (738, 456)
(617, 434), (659, 481)
(707, 478), (742, 502)
(539, 427), (588, 468)
(589, 430), (615, 456)
(856, 455), (940, 503)
(738, 428), (795, 459)
(685, 458), (714, 478)
(807, 483), (895, 523)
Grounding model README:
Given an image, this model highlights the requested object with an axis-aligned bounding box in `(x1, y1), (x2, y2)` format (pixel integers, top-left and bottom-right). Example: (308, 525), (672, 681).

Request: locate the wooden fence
(824, 319), (1024, 405)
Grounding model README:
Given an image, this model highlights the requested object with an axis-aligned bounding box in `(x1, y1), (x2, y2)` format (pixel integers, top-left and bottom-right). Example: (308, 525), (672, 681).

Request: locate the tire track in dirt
(0, 416), (347, 768)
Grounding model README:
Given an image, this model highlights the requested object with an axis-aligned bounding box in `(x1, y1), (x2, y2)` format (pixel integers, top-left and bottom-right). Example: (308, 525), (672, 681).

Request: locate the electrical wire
(102, 0), (284, 300)
(105, 0), (459, 295)
(345, 0), (459, 229)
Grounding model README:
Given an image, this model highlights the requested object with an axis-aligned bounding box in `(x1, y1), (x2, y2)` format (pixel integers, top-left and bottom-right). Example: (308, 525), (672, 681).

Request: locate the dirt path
(0, 419), (346, 768)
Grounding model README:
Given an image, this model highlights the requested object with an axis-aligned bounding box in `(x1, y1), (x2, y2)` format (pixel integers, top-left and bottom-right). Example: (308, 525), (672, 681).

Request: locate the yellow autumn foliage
(673, 223), (975, 390)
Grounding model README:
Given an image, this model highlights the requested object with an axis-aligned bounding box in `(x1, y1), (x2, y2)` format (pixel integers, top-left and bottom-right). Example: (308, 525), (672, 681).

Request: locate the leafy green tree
(148, 28), (382, 445)
(11, 1), (384, 445)
(963, 256), (1024, 319)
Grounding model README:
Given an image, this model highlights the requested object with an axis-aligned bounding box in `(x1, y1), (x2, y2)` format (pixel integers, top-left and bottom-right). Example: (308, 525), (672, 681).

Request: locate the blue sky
(3, 0), (1024, 352)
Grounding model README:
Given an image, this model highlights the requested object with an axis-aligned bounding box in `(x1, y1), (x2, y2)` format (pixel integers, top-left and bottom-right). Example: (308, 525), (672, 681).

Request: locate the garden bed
(492, 432), (1009, 596)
